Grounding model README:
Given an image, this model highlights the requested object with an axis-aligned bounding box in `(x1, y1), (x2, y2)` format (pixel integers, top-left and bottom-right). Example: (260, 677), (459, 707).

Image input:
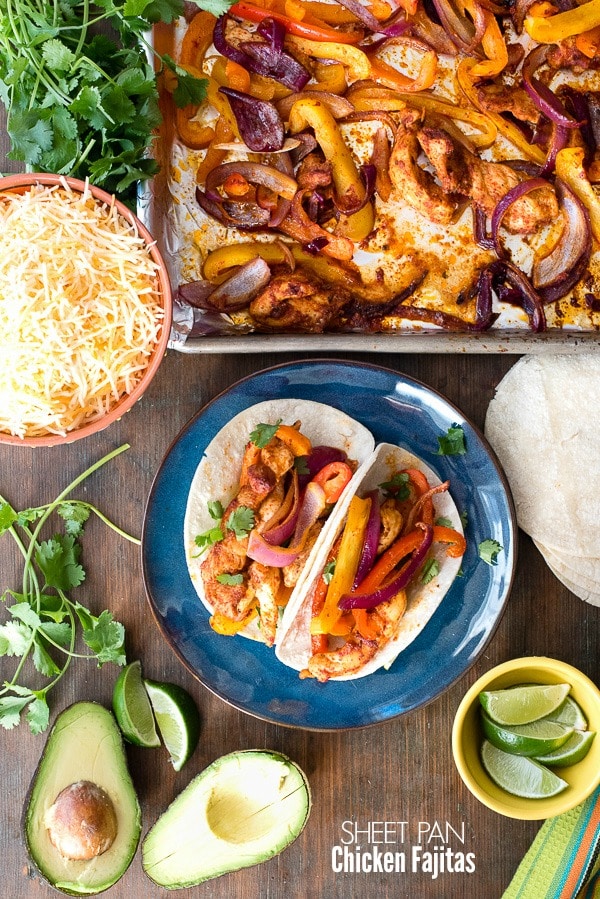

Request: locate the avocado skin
(23, 701), (142, 896)
(142, 749), (311, 888)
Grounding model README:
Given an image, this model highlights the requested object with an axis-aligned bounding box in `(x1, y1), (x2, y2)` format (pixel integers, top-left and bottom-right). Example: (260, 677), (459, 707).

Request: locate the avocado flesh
(24, 702), (142, 896)
(142, 750), (311, 888)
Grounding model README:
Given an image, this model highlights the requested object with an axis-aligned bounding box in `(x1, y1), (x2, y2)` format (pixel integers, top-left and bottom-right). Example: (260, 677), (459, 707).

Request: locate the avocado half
(23, 702), (142, 896)
(142, 749), (311, 888)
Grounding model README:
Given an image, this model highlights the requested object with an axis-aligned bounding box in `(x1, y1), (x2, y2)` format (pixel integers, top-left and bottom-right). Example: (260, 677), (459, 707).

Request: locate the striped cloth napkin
(502, 786), (600, 898)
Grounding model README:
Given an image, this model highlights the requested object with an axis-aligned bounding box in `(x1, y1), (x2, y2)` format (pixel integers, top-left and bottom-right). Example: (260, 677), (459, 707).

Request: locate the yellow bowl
(0, 173), (172, 447)
(452, 657), (600, 820)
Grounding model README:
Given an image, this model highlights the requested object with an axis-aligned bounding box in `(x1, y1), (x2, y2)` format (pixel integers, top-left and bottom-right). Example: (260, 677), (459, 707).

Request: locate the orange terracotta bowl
(0, 173), (172, 447)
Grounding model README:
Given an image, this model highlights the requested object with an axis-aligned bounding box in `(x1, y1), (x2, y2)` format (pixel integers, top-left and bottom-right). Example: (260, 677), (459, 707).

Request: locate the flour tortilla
(184, 399), (376, 641)
(484, 354), (600, 559)
(533, 539), (600, 606)
(275, 442), (464, 679)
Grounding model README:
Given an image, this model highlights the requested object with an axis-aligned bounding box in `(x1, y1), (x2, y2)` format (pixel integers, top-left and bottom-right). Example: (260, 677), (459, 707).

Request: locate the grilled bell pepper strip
(576, 24), (600, 57)
(464, 1), (508, 78)
(210, 608), (257, 634)
(286, 36), (372, 81)
(275, 424), (312, 456)
(555, 147), (600, 243)
(525, 0), (600, 42)
(174, 12), (217, 149)
(313, 461), (354, 503)
(310, 495), (371, 635)
(432, 525), (467, 558)
(354, 528), (424, 594)
(368, 49), (438, 93)
(195, 117), (235, 184)
(229, 1), (364, 42)
(456, 59), (546, 166)
(288, 96), (375, 241)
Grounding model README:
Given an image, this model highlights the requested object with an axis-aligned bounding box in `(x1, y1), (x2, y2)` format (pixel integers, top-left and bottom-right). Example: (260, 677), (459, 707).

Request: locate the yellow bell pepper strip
(311, 61), (348, 94)
(288, 96), (375, 241)
(525, 0), (600, 41)
(368, 48), (438, 93)
(210, 609), (257, 635)
(229, 1), (364, 43)
(310, 495), (372, 636)
(456, 59), (546, 166)
(465, 1), (508, 78)
(201, 241), (290, 282)
(285, 36), (372, 82)
(555, 146), (600, 243)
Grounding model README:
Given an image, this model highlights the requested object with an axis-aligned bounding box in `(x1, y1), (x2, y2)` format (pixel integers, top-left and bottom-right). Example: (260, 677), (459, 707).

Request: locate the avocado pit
(45, 780), (118, 860)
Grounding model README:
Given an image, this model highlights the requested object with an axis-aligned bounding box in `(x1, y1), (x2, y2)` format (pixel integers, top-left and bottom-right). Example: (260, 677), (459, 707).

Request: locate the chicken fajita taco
(275, 443), (466, 681)
(183, 399), (376, 645)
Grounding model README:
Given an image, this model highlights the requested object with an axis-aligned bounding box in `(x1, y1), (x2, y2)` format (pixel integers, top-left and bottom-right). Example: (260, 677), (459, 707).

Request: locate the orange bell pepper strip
(180, 11), (217, 68)
(310, 495), (371, 635)
(229, 1), (364, 43)
(195, 116), (234, 185)
(432, 525), (467, 558)
(275, 424), (312, 456)
(576, 23), (600, 57)
(525, 0), (600, 41)
(466, 2), (508, 78)
(354, 528), (424, 595)
(288, 96), (375, 241)
(369, 48), (438, 93)
(353, 607), (380, 640)
(308, 535), (341, 653)
(313, 461), (354, 503)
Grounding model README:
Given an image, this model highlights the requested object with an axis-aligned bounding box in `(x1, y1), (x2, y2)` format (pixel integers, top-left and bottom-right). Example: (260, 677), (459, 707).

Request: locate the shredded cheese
(0, 180), (164, 438)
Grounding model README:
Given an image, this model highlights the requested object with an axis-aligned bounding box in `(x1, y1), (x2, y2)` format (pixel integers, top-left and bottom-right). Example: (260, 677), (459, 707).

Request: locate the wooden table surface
(2, 346), (599, 899)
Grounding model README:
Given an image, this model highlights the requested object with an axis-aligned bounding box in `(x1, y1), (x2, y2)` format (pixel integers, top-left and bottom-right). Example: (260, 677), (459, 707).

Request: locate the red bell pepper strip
(229, 1), (364, 43)
(312, 461), (353, 503)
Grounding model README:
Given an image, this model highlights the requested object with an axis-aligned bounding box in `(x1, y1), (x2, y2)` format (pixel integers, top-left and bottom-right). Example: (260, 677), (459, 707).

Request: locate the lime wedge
(481, 710), (574, 757)
(112, 660), (161, 748)
(534, 730), (596, 767)
(479, 683), (571, 726)
(481, 740), (568, 799)
(144, 680), (201, 772)
(543, 695), (588, 730)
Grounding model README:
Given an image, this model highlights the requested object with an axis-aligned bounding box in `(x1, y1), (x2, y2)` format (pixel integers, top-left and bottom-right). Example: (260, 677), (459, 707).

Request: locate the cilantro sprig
(0, 0), (230, 204)
(0, 445), (137, 734)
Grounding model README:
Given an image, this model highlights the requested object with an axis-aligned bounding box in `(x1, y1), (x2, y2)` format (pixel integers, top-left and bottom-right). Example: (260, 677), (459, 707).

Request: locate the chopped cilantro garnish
(478, 539), (503, 565)
(193, 527), (223, 555)
(226, 506), (255, 538)
(216, 573), (244, 586)
(421, 557), (440, 584)
(294, 455), (310, 476)
(379, 472), (411, 500)
(207, 500), (224, 520)
(323, 560), (336, 584)
(460, 509), (469, 529)
(435, 516), (453, 528)
(436, 425), (467, 456)
(250, 421), (282, 448)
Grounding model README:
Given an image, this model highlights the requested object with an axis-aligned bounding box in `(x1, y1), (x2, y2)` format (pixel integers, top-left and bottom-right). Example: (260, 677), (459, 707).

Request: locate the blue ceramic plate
(142, 360), (516, 730)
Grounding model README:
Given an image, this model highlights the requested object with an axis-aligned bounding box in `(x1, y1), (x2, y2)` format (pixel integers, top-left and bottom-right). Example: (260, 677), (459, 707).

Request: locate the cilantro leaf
(81, 610), (126, 666)
(57, 502), (91, 537)
(216, 573), (244, 586)
(0, 695), (31, 730)
(36, 535), (85, 591)
(0, 620), (33, 657)
(323, 560), (336, 584)
(250, 421), (282, 448)
(226, 507), (255, 538)
(478, 539), (503, 565)
(0, 502), (17, 535)
(208, 500), (224, 521)
(162, 54), (208, 108)
(380, 472), (410, 500)
(294, 455), (310, 476)
(435, 516), (453, 528)
(436, 424), (467, 456)
(188, 0), (232, 15)
(421, 557), (440, 584)
(32, 639), (61, 678)
(194, 526), (223, 555)
(27, 697), (50, 735)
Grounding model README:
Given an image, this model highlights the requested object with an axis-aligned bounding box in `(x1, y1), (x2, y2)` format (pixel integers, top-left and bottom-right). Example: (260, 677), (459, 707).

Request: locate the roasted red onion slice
(338, 522), (433, 610)
(522, 46), (581, 130)
(353, 490), (381, 589)
(533, 179), (592, 301)
(490, 176), (552, 258)
(335, 0), (409, 35)
(488, 259), (546, 332)
(247, 481), (327, 566)
(206, 161), (298, 200)
(213, 14), (310, 92)
(262, 470), (300, 545)
(178, 256), (272, 312)
(219, 88), (284, 152)
(430, 0), (486, 53)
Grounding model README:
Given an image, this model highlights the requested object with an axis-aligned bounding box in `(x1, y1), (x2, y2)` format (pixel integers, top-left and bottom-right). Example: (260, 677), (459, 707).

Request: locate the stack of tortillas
(484, 354), (600, 606)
